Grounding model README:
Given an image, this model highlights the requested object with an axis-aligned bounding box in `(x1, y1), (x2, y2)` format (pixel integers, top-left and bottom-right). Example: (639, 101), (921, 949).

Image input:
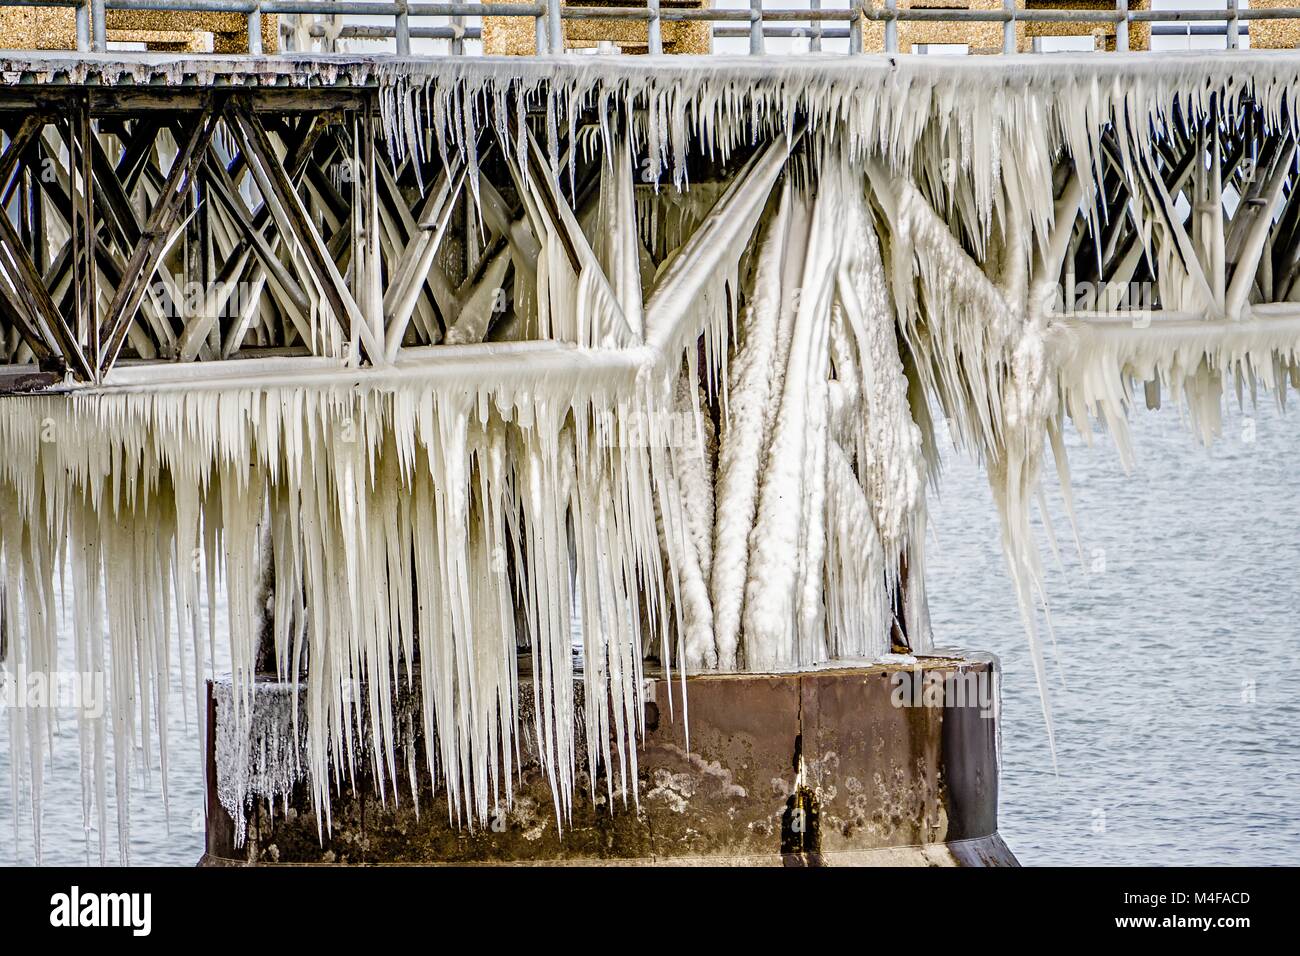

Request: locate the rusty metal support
(200, 657), (1014, 865)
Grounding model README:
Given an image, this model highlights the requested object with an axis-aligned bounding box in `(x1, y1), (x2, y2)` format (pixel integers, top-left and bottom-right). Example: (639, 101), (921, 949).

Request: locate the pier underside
(6, 52), (1300, 863)
(4, 53), (1300, 397)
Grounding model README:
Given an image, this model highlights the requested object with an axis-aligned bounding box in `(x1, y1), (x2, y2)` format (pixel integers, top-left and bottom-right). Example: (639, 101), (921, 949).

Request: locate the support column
(202, 655), (1016, 866)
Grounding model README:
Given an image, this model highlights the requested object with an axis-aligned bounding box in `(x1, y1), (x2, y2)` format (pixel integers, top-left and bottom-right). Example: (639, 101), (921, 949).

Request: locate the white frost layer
(213, 680), (311, 849)
(379, 53), (1300, 222)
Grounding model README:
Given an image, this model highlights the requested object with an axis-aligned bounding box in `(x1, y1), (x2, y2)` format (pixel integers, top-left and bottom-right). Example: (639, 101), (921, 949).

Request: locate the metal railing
(0, 0), (1291, 57)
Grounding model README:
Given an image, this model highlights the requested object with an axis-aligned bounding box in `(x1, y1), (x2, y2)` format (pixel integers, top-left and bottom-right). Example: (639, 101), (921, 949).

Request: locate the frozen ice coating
(6, 53), (1300, 860)
(212, 680), (313, 850)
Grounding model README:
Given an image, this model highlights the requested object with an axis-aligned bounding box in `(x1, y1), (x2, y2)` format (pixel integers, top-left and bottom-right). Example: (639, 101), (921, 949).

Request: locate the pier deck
(5, 49), (1300, 396)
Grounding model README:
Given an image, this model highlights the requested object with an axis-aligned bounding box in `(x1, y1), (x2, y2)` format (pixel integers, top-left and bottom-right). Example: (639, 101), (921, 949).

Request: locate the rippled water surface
(4, 404), (1298, 865)
(928, 403), (1300, 865)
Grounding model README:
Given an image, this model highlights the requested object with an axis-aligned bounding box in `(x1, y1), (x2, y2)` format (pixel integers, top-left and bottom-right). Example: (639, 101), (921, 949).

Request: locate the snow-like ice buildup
(7, 56), (1300, 860)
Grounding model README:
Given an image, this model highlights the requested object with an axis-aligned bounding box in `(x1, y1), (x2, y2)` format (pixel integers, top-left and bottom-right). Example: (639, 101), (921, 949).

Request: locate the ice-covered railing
(0, 0), (1293, 56)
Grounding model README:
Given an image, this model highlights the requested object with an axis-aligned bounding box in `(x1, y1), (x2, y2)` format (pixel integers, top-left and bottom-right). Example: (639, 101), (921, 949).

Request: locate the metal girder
(229, 103), (384, 365)
(98, 107), (219, 376)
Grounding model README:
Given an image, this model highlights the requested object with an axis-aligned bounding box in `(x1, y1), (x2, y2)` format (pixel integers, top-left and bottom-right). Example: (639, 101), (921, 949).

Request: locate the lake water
(927, 402), (1300, 866)
(3, 402), (1298, 866)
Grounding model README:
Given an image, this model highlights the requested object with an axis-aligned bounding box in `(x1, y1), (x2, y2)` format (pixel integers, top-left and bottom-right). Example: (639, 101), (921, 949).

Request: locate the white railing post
(1116, 0), (1129, 51)
(248, 5), (263, 55)
(810, 0), (822, 51)
(535, 14), (548, 53)
(91, 0), (105, 53)
(451, 15), (465, 54)
(885, 0), (898, 53)
(547, 0), (563, 53)
(1003, 0), (1015, 54)
(1227, 0), (1240, 49)
(76, 0), (90, 52)
(395, 1), (411, 54)
(648, 0), (662, 54)
(750, 0), (764, 54)
(849, 4), (864, 54)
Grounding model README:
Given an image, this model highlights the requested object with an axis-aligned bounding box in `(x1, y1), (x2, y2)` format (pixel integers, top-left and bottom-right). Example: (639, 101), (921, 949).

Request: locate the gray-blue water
(928, 402), (1300, 865)
(3, 403), (1298, 865)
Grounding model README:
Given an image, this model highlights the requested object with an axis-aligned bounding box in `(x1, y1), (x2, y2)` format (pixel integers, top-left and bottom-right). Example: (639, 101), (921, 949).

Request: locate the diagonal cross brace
(0, 115), (94, 378)
(230, 104), (384, 365)
(97, 108), (219, 376)
(0, 209), (95, 380)
(0, 116), (56, 365)
(383, 157), (466, 361)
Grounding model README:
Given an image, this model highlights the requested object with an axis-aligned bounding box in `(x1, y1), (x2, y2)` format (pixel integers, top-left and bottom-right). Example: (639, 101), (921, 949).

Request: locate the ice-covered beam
(643, 132), (797, 363)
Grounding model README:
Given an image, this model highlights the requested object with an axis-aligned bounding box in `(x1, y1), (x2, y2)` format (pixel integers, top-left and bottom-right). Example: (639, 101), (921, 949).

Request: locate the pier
(3, 5), (1300, 867)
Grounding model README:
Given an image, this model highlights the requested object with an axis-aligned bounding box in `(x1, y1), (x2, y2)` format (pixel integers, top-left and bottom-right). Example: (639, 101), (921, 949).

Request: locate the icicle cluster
(1, 378), (672, 859)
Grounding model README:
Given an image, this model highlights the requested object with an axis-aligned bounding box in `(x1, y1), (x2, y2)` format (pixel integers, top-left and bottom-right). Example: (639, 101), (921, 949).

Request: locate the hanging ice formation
(6, 54), (1300, 861)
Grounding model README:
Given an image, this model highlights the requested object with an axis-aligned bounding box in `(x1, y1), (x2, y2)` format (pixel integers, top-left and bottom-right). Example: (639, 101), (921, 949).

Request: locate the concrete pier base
(201, 654), (1017, 866)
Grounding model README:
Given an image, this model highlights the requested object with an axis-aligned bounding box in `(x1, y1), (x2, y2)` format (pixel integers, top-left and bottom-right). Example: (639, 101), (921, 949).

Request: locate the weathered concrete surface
(202, 654), (1017, 866)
